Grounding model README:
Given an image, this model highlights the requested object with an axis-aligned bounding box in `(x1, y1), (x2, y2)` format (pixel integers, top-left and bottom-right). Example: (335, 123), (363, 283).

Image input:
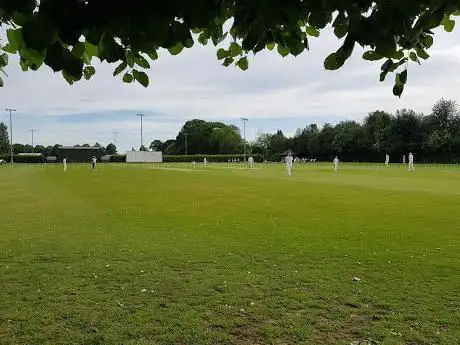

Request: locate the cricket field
(0, 163), (459, 345)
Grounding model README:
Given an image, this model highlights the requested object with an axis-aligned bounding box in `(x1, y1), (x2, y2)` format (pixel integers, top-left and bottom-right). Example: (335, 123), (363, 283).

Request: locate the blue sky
(1, 25), (460, 152)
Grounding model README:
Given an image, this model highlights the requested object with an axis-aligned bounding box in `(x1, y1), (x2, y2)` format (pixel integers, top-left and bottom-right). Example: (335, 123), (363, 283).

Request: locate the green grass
(0, 163), (459, 345)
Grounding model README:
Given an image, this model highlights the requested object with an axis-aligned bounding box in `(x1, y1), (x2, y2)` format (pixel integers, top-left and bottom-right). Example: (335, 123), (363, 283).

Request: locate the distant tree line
(2, 99), (460, 163)
(150, 99), (460, 163)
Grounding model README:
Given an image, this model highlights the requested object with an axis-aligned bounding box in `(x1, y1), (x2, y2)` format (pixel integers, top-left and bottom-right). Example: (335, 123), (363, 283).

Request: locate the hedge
(110, 154), (128, 163)
(107, 154), (264, 163)
(164, 154), (264, 162)
(0, 154), (46, 163)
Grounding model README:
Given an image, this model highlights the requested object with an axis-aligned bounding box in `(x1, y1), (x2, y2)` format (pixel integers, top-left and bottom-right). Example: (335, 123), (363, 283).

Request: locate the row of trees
(2, 99), (460, 163)
(0, 128), (118, 157)
(150, 99), (460, 163)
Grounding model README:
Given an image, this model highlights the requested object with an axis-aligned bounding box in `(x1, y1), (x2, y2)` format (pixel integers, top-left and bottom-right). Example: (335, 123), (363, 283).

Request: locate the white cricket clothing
(63, 158), (67, 171)
(285, 156), (293, 176)
(408, 154), (415, 171)
(333, 158), (339, 172)
(248, 157), (254, 168)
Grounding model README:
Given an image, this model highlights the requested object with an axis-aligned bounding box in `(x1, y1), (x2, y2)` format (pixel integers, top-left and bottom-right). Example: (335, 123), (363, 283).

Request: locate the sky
(1, 24), (460, 152)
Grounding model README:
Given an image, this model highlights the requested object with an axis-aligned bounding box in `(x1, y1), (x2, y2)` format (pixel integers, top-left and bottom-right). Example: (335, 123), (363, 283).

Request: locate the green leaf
(442, 17), (455, 32)
(236, 57), (248, 71)
(392, 50), (405, 60)
(133, 70), (149, 87)
(84, 42), (98, 59)
(415, 46), (430, 59)
(147, 50), (158, 61)
(83, 66), (96, 80)
(229, 42), (243, 56)
(113, 61), (127, 76)
(222, 57), (234, 67)
(168, 43), (184, 55)
(277, 45), (290, 57)
(400, 69), (408, 84)
(126, 50), (134, 67)
(183, 37), (194, 48)
(333, 25), (348, 39)
(306, 26), (320, 37)
(266, 42), (275, 51)
(217, 48), (228, 60)
(22, 18), (56, 51)
(122, 72), (134, 83)
(134, 54), (150, 69)
(19, 57), (29, 71)
(324, 53), (343, 70)
(409, 52), (420, 64)
(72, 42), (85, 58)
(197, 33), (209, 45)
(62, 70), (76, 85)
(362, 51), (383, 61)
(21, 48), (45, 65)
(6, 29), (23, 52)
(0, 53), (9, 67)
(421, 35), (434, 49)
(393, 83), (404, 97)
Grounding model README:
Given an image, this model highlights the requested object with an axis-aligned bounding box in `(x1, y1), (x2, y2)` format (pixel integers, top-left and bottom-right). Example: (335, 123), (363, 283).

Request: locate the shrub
(110, 154), (127, 162)
(0, 155), (46, 163)
(163, 154), (264, 163)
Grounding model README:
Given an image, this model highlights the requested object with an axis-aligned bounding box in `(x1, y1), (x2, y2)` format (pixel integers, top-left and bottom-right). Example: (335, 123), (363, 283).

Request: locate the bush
(163, 154), (264, 163)
(0, 154), (46, 163)
(110, 154), (127, 162)
(107, 154), (263, 163)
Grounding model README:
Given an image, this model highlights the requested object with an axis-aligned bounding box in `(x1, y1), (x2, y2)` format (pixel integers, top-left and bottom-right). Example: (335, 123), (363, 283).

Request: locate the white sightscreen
(126, 151), (163, 163)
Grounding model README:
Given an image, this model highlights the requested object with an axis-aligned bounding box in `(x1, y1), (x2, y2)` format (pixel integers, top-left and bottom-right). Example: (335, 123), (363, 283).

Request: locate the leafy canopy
(0, 0), (459, 96)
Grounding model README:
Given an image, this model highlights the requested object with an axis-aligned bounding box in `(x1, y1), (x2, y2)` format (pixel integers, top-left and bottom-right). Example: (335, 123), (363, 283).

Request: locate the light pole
(241, 117), (248, 162)
(136, 113), (145, 150)
(29, 129), (37, 151)
(5, 108), (16, 163)
(184, 133), (188, 155)
(113, 131), (118, 146)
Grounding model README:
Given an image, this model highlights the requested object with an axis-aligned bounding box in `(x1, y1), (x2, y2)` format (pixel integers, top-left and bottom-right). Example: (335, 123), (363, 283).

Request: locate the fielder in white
(63, 157), (67, 172)
(248, 156), (254, 168)
(203, 157), (207, 167)
(408, 152), (415, 171)
(385, 154), (390, 167)
(285, 153), (293, 176)
(333, 156), (339, 172)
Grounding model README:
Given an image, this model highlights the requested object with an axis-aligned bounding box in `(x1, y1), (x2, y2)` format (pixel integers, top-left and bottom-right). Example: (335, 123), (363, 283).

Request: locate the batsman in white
(285, 153), (293, 176)
(385, 154), (390, 167)
(63, 157), (67, 172)
(333, 156), (339, 172)
(408, 152), (415, 171)
(248, 156), (254, 168)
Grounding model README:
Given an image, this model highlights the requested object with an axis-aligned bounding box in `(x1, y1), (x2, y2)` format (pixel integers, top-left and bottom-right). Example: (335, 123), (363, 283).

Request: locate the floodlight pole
(137, 114), (145, 149)
(241, 117), (248, 162)
(29, 129), (37, 151)
(113, 131), (118, 146)
(184, 133), (188, 155)
(5, 108), (16, 163)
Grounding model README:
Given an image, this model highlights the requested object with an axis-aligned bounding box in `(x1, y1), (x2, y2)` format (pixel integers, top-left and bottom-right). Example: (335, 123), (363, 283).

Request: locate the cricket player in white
(63, 157), (67, 172)
(248, 156), (254, 168)
(91, 156), (97, 169)
(203, 157), (207, 167)
(333, 156), (339, 172)
(285, 153), (293, 176)
(408, 152), (415, 171)
(385, 154), (390, 167)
